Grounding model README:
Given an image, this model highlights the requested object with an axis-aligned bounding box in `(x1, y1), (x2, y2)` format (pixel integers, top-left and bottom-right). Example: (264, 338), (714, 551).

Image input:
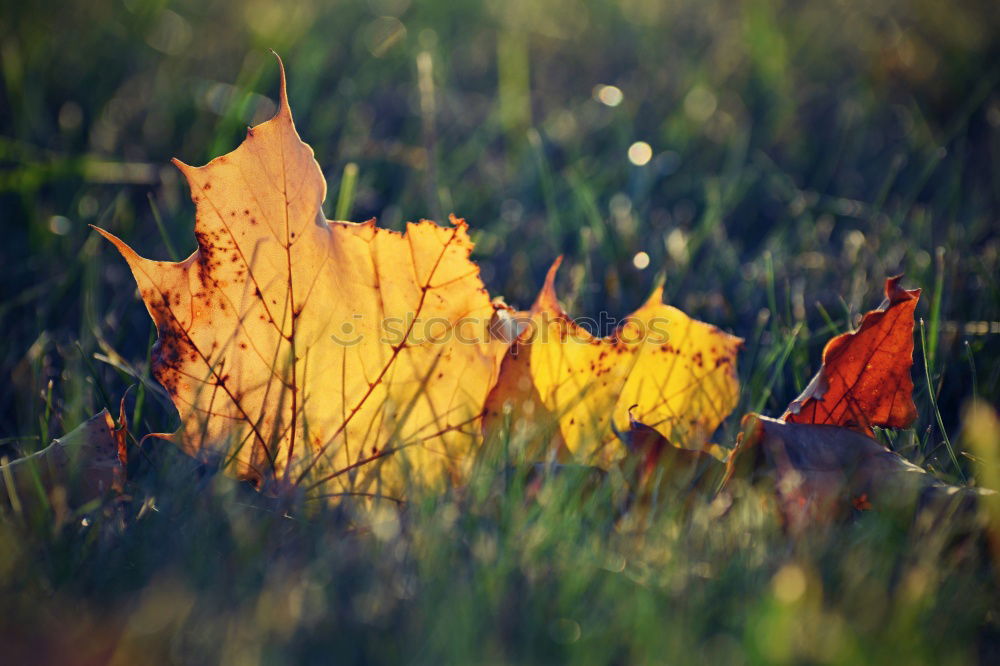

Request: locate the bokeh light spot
(772, 564), (807, 604)
(593, 84), (624, 107)
(628, 141), (653, 166)
(48, 216), (71, 236)
(684, 85), (717, 123)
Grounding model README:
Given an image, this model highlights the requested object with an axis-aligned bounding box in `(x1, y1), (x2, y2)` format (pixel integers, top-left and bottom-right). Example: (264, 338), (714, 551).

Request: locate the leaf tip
(535, 256), (564, 313)
(91, 225), (140, 262)
(885, 275), (921, 305)
(171, 157), (195, 177)
(643, 284), (665, 308)
(271, 50), (292, 121)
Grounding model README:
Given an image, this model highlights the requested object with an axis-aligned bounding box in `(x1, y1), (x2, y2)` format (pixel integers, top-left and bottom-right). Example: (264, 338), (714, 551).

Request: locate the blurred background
(1, 0), (998, 462)
(2, 2), (1000, 663)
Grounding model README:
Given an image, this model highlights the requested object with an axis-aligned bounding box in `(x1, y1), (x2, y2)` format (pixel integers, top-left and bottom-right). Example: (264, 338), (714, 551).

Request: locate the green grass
(2, 0), (1000, 662)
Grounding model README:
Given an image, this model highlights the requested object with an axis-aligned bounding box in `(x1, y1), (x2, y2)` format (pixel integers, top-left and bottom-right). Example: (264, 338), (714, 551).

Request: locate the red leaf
(783, 276), (920, 436)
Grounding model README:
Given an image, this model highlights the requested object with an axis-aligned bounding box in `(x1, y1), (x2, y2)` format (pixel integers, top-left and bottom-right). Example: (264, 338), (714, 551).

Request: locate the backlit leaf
(483, 258), (742, 467)
(783, 276), (920, 435)
(97, 59), (506, 500)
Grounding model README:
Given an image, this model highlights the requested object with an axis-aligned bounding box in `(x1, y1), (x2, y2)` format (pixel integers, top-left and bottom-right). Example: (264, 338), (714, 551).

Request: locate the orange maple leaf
(783, 276), (920, 436)
(96, 58), (507, 499)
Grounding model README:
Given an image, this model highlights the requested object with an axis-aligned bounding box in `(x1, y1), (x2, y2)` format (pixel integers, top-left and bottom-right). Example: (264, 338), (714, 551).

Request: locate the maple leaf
(783, 276), (920, 435)
(482, 258), (742, 468)
(96, 58), (506, 500)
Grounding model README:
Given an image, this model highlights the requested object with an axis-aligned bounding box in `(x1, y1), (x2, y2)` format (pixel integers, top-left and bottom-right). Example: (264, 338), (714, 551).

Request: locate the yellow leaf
(96, 58), (506, 500)
(483, 258), (742, 467)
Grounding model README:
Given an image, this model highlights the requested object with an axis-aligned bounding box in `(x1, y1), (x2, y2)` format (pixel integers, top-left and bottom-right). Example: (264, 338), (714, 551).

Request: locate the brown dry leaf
(96, 59), (506, 500)
(1, 408), (126, 517)
(783, 276), (920, 435)
(622, 414), (725, 501)
(482, 258), (742, 468)
(725, 414), (987, 534)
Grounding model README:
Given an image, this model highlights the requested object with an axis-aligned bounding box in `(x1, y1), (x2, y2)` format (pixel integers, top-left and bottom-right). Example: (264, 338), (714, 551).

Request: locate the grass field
(2, 0), (999, 663)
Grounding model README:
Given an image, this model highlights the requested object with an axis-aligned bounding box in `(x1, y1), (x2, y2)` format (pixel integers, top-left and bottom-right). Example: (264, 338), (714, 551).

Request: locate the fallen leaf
(621, 414), (725, 500)
(483, 258), (742, 467)
(97, 58), (506, 500)
(1, 408), (125, 517)
(783, 276), (920, 435)
(722, 277), (992, 531)
(725, 414), (988, 533)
